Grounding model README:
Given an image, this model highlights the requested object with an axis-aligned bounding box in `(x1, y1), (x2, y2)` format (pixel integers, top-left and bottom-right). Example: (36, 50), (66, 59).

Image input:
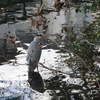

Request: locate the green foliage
(0, 0), (8, 4)
(75, 1), (99, 13)
(60, 11), (100, 97)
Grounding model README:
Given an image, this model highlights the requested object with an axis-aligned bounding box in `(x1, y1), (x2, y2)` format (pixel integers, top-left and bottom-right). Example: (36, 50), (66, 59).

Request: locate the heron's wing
(27, 41), (42, 64)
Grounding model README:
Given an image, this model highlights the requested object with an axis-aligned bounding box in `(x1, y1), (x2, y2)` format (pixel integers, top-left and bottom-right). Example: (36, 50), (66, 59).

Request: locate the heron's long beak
(42, 35), (51, 38)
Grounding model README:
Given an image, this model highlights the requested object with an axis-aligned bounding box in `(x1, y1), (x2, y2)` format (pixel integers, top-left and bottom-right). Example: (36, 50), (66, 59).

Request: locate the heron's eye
(36, 34), (43, 36)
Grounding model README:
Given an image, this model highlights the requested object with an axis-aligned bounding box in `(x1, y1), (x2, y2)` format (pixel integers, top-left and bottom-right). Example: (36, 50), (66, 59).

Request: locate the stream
(0, 1), (100, 100)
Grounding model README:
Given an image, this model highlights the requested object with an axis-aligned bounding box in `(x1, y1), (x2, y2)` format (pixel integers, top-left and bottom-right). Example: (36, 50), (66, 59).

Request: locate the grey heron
(27, 33), (50, 72)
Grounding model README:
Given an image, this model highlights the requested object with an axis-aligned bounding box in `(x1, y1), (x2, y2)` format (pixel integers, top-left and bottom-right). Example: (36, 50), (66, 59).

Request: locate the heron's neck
(34, 38), (41, 43)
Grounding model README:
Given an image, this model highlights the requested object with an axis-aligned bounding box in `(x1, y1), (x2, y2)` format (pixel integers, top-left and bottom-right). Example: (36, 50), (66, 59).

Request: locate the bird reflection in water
(28, 71), (45, 93)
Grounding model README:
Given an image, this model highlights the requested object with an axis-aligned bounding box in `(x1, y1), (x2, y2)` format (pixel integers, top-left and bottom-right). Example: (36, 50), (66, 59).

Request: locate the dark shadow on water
(44, 73), (100, 100)
(28, 71), (45, 93)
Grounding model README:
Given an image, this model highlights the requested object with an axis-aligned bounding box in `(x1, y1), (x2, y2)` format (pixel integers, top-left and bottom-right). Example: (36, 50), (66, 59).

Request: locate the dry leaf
(54, 17), (57, 19)
(38, 44), (43, 47)
(10, 40), (15, 44)
(29, 78), (32, 81)
(32, 50), (34, 52)
(30, 17), (36, 27)
(38, 16), (43, 25)
(44, 25), (48, 29)
(8, 30), (10, 33)
(88, 82), (95, 85)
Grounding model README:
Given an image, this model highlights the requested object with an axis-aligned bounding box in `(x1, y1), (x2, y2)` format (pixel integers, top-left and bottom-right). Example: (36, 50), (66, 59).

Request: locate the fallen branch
(39, 62), (84, 78)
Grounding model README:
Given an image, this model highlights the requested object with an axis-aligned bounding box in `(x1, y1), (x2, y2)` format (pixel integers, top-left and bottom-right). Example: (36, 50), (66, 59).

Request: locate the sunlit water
(0, 47), (76, 100)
